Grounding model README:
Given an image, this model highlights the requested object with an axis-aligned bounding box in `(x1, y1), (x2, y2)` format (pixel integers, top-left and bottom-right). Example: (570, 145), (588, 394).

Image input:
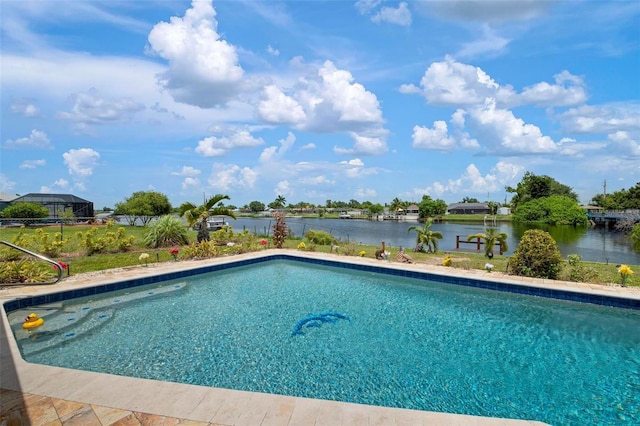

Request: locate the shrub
(181, 241), (217, 259)
(304, 229), (337, 245)
(0, 202), (49, 225)
(510, 229), (563, 279)
(0, 259), (53, 284)
(76, 220), (135, 255)
(143, 215), (189, 248)
(340, 242), (357, 256)
(272, 212), (288, 248)
(29, 228), (68, 257)
(560, 254), (597, 283)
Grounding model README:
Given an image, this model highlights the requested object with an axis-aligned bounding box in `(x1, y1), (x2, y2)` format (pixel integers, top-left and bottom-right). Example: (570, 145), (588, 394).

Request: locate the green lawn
(0, 223), (637, 287)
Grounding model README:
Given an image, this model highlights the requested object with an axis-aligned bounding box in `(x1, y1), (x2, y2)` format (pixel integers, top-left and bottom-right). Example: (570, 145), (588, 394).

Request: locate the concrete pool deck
(2, 250), (638, 425)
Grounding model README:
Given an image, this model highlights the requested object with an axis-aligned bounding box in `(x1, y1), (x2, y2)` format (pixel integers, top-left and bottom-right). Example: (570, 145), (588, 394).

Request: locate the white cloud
(208, 163), (258, 192)
(355, 0), (382, 15)
(355, 187), (377, 198)
(57, 89), (145, 128)
(520, 71), (587, 107)
(415, 161), (523, 198)
(468, 98), (558, 154)
(334, 133), (388, 155)
(195, 130), (264, 157)
(607, 131), (640, 157)
(181, 177), (200, 190)
(412, 121), (457, 151)
(10, 100), (40, 117)
(40, 178), (70, 193)
(299, 175), (335, 185)
(266, 45), (280, 56)
(147, 0), (244, 107)
(171, 166), (201, 177)
(372, 2), (412, 26)
(299, 143), (316, 151)
(416, 56), (516, 106)
(4, 129), (52, 149)
(274, 180), (291, 197)
(19, 159), (46, 169)
(63, 148), (100, 176)
(259, 132), (296, 163)
(258, 85), (306, 124)
(558, 103), (640, 133)
(0, 174), (16, 192)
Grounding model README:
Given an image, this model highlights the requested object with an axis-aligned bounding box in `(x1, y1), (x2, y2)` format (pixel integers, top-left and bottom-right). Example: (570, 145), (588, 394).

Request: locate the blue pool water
(8, 259), (640, 424)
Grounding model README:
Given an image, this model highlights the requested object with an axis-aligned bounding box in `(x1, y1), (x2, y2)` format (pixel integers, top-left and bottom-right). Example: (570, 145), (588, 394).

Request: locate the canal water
(229, 217), (639, 265)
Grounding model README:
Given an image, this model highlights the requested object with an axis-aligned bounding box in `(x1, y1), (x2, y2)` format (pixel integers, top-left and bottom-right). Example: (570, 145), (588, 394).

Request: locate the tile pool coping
(2, 250), (638, 425)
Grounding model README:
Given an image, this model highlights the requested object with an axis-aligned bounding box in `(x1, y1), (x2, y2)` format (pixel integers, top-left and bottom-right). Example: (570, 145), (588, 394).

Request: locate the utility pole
(603, 180), (607, 197)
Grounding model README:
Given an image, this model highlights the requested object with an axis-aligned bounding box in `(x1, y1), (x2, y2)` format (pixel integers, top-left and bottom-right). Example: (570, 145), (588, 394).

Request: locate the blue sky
(1, 0), (639, 210)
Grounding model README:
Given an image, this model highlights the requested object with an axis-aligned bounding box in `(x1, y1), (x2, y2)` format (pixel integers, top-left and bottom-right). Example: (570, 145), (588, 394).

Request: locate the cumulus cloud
(415, 161), (523, 198)
(259, 132), (296, 163)
(258, 85), (306, 124)
(4, 129), (52, 149)
(371, 2), (412, 26)
(607, 131), (640, 157)
(334, 133), (388, 155)
(171, 166), (201, 177)
(10, 100), (40, 117)
(63, 148), (100, 176)
(355, 187), (377, 198)
(208, 163), (258, 192)
(40, 178), (70, 193)
(57, 89), (145, 128)
(558, 103), (640, 133)
(147, 0), (244, 107)
(195, 130), (264, 157)
(19, 159), (46, 169)
(468, 98), (558, 154)
(274, 180), (291, 197)
(258, 60), (385, 140)
(181, 177), (200, 190)
(520, 71), (587, 107)
(266, 45), (280, 56)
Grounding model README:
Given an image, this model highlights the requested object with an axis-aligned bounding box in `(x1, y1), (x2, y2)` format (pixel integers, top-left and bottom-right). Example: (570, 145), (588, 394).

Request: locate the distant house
(9, 193), (94, 218)
(0, 192), (19, 212)
(446, 202), (490, 215)
(497, 207), (511, 215)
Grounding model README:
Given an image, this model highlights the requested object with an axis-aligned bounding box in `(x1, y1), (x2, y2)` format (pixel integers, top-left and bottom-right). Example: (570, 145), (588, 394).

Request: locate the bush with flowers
(359, 250), (366, 257)
(485, 263), (494, 273)
(297, 242), (306, 250)
(442, 256), (452, 267)
(139, 252), (150, 266)
(618, 264), (634, 286)
(170, 248), (179, 261)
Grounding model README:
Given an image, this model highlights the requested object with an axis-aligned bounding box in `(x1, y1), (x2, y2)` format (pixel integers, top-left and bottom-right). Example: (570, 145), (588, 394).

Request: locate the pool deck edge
(4, 249), (636, 425)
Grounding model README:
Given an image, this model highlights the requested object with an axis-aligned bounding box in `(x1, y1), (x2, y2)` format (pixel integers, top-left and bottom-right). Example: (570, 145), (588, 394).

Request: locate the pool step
(11, 282), (187, 340)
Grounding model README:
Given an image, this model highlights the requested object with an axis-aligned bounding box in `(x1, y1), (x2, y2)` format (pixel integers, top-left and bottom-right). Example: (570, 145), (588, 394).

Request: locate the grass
(1, 223), (637, 287)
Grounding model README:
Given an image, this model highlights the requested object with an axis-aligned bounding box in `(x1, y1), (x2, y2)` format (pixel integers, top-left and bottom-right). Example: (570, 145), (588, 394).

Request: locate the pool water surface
(8, 259), (640, 424)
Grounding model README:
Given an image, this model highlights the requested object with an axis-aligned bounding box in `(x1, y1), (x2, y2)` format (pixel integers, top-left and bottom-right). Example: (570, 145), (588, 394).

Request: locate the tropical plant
(179, 194), (236, 243)
(407, 218), (443, 253)
(272, 211), (288, 248)
(269, 195), (287, 210)
(143, 215), (189, 248)
(304, 229), (337, 245)
(466, 228), (508, 257)
(510, 229), (563, 279)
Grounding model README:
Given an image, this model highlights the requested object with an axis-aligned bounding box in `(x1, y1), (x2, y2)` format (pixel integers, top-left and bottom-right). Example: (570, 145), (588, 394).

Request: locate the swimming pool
(5, 254), (640, 424)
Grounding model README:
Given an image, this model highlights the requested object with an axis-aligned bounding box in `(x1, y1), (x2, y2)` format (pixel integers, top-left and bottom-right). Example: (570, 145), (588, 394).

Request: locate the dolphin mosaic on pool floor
(3, 250), (637, 425)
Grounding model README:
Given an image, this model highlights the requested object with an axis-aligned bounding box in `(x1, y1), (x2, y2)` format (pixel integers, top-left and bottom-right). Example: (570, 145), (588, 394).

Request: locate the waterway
(229, 217), (640, 265)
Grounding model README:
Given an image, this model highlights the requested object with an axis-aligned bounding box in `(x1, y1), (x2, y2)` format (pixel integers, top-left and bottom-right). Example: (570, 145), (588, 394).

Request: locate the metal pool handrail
(0, 240), (64, 285)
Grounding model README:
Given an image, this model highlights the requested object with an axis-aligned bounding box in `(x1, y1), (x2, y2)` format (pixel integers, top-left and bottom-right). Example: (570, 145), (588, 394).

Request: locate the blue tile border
(3, 254), (639, 314)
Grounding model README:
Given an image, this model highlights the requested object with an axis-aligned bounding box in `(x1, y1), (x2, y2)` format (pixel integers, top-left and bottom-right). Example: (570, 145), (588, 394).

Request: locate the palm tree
(466, 228), (508, 258)
(407, 218), (443, 253)
(179, 194), (237, 242)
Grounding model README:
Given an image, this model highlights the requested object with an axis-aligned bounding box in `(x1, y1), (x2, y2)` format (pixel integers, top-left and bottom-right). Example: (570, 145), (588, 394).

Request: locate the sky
(1, 0), (639, 210)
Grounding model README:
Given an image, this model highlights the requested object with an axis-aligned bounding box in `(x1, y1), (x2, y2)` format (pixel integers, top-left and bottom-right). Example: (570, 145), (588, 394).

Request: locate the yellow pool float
(22, 313), (44, 330)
